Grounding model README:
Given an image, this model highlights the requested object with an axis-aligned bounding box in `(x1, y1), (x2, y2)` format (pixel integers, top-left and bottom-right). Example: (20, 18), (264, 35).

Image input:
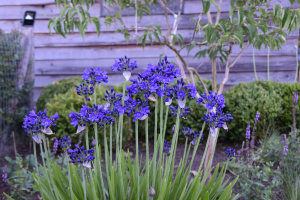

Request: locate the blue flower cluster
(170, 105), (190, 119)
(197, 91), (233, 129)
(163, 141), (170, 156)
(124, 96), (150, 122)
(245, 122), (251, 140)
(103, 88), (126, 118)
(68, 145), (95, 168)
(58, 136), (71, 151)
(69, 104), (114, 128)
(225, 147), (236, 161)
(182, 127), (193, 137)
(191, 131), (202, 145)
(22, 110), (59, 135)
(197, 91), (225, 111)
(111, 56), (137, 72)
(182, 127), (203, 145)
(82, 68), (108, 85)
(2, 165), (7, 183)
(171, 78), (197, 100)
(75, 83), (94, 101)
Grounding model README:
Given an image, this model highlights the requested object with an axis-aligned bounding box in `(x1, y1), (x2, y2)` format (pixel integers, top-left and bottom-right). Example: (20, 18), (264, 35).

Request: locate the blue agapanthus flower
(68, 145), (95, 168)
(82, 68), (108, 85)
(197, 90), (225, 111)
(22, 109), (59, 136)
(103, 88), (126, 118)
(75, 83), (94, 101)
(202, 110), (233, 129)
(124, 95), (150, 122)
(111, 56), (137, 72)
(172, 78), (197, 100)
(182, 127), (193, 137)
(126, 56), (181, 100)
(69, 104), (114, 128)
(58, 136), (71, 151)
(225, 147), (236, 161)
(191, 131), (202, 145)
(163, 141), (170, 156)
(170, 105), (190, 119)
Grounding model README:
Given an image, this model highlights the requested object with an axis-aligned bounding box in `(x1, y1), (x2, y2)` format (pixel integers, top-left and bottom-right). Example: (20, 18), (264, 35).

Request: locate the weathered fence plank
(34, 55), (297, 75)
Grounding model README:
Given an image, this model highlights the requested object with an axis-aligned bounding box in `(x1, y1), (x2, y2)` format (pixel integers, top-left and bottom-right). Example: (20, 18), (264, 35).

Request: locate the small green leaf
(172, 35), (177, 46)
(155, 25), (161, 34)
(152, 32), (161, 44)
(142, 34), (147, 49)
(148, 33), (153, 45)
(124, 33), (130, 43)
(60, 6), (69, 19)
(92, 16), (100, 37)
(238, 7), (244, 24)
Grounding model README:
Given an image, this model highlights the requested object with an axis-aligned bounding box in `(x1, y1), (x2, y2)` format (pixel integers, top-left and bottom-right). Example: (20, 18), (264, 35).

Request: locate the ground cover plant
(3, 56), (239, 199)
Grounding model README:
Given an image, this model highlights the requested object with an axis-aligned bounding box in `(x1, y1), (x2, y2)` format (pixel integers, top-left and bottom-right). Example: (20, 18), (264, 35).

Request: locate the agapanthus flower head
(191, 131), (201, 145)
(182, 127), (193, 137)
(170, 105), (190, 119)
(225, 147), (236, 161)
(58, 136), (71, 151)
(103, 88), (125, 118)
(163, 141), (170, 156)
(68, 145), (95, 168)
(197, 90), (225, 111)
(124, 96), (150, 122)
(75, 83), (94, 101)
(82, 67), (108, 85)
(69, 104), (114, 131)
(22, 109), (59, 137)
(172, 78), (197, 101)
(202, 110), (233, 129)
(111, 56), (137, 72)
(52, 137), (58, 154)
(245, 122), (251, 140)
(2, 165), (7, 182)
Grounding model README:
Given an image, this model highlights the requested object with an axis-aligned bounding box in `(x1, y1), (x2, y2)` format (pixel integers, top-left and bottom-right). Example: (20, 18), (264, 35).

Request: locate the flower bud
(149, 187), (155, 197)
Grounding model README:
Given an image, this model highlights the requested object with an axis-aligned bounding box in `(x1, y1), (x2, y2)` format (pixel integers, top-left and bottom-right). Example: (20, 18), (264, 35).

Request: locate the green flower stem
(145, 118), (149, 200)
(253, 48), (258, 80)
(82, 166), (86, 200)
(85, 127), (89, 150)
(103, 124), (110, 179)
(67, 160), (74, 200)
(267, 46), (270, 81)
(188, 122), (206, 171)
(120, 77), (126, 152)
(164, 108), (180, 181)
(183, 137), (188, 161)
(110, 124), (113, 169)
(38, 138), (46, 167)
(152, 101), (158, 188)
(115, 121), (119, 165)
(135, 120), (140, 198)
(33, 141), (45, 199)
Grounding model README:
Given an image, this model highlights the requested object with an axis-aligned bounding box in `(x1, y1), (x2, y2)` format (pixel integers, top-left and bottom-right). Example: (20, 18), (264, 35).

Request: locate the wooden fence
(0, 0), (299, 103)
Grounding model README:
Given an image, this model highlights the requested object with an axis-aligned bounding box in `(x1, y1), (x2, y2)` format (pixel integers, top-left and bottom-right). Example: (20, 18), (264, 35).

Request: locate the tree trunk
(212, 58), (217, 93)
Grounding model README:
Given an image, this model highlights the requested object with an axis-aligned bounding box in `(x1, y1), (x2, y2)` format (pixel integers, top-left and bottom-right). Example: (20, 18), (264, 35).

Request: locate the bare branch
(218, 44), (233, 94)
(171, 0), (185, 33)
(157, 0), (176, 15)
(229, 41), (250, 68)
(215, 0), (224, 25)
(207, 11), (213, 24)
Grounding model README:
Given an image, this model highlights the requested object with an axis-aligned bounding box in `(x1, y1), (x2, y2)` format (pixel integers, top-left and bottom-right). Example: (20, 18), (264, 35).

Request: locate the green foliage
(1, 154), (38, 199)
(227, 152), (282, 199)
(222, 80), (283, 141)
(280, 162), (300, 200)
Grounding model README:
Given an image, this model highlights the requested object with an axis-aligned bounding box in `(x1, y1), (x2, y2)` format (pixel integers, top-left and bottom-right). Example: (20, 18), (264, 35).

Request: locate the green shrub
(221, 80), (300, 142)
(36, 76), (83, 111)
